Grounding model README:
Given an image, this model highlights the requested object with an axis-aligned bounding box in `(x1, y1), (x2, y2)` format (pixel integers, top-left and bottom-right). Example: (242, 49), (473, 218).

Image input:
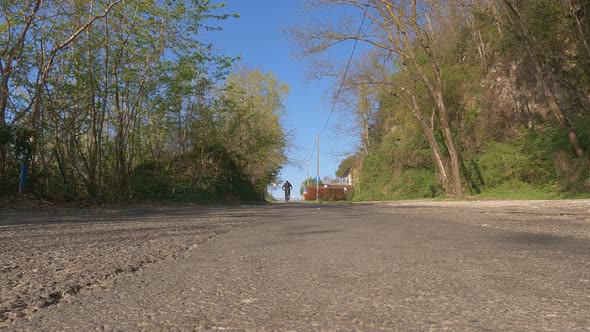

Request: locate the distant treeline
(0, 1), (287, 202)
(297, 0), (590, 199)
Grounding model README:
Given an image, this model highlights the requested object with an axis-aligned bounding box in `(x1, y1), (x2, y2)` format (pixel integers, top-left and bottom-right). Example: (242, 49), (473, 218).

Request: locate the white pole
(316, 135), (320, 203)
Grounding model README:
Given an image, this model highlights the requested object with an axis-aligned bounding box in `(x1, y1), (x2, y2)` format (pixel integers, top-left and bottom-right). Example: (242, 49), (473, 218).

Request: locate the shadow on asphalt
(506, 233), (568, 246)
(286, 229), (343, 236)
(498, 232), (590, 258)
(0, 202), (355, 227)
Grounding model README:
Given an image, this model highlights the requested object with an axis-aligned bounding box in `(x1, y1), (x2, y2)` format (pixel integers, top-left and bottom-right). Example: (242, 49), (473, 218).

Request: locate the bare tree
(292, 0), (465, 195)
(336, 53), (382, 155)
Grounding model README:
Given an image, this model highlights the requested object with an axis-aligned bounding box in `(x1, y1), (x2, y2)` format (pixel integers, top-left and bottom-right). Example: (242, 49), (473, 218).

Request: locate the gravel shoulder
(0, 205), (256, 325)
(383, 199), (590, 240)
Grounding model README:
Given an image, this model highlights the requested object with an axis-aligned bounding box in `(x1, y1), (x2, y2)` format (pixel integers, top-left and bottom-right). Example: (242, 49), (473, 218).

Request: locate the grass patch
(475, 181), (561, 200)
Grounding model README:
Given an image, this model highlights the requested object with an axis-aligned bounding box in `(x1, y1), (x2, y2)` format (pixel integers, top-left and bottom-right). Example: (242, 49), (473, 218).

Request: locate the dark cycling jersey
(282, 181), (293, 201)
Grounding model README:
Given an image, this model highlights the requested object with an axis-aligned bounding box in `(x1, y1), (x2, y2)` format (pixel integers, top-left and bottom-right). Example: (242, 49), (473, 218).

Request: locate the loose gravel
(385, 199), (590, 240)
(0, 205), (251, 326)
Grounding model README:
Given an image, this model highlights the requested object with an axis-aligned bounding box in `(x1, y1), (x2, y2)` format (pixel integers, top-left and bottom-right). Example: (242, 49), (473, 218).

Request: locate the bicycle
(282, 180), (293, 203)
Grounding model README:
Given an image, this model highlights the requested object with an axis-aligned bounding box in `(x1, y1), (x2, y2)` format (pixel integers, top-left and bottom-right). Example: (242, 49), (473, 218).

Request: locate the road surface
(1, 200), (589, 330)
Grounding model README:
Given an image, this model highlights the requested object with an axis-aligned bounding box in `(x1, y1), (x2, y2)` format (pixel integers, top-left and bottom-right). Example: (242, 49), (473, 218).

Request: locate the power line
(318, 1), (370, 138)
(306, 138), (317, 165)
(306, 1), (370, 172)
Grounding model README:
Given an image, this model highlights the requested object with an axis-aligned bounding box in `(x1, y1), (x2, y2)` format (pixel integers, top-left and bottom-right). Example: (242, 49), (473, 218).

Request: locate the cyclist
(282, 180), (293, 202)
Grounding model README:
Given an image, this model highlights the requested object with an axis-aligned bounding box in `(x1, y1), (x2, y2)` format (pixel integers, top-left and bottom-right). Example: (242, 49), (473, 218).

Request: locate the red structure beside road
(304, 185), (351, 201)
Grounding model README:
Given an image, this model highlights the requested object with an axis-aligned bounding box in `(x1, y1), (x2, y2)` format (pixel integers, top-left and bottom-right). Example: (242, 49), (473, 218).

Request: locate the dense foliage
(0, 1), (287, 202)
(299, 177), (323, 195)
(304, 186), (348, 201)
(297, 0), (590, 199)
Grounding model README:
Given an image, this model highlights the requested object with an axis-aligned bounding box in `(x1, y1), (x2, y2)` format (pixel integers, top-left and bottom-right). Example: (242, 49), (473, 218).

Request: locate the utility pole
(316, 135), (320, 203)
(307, 161), (310, 180)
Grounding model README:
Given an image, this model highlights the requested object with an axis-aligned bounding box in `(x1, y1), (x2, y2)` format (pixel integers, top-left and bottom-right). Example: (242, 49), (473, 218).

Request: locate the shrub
(353, 147), (441, 201)
(300, 178), (323, 195)
(477, 142), (531, 188)
(304, 186), (349, 201)
(476, 130), (556, 190)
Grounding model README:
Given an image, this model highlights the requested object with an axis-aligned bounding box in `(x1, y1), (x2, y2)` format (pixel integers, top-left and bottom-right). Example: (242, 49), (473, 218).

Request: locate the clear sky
(208, 0), (362, 199)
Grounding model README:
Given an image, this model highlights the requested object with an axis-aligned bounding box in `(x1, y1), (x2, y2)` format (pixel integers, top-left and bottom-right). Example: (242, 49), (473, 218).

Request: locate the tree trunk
(0, 71), (9, 126)
(407, 53), (464, 196)
(405, 1), (464, 196)
(374, 0), (465, 196)
(433, 72), (464, 196)
(408, 90), (455, 193)
(540, 67), (588, 160)
(568, 0), (590, 60)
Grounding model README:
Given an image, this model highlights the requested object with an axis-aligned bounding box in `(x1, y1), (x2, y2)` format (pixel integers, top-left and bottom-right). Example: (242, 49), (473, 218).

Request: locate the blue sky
(208, 0), (362, 199)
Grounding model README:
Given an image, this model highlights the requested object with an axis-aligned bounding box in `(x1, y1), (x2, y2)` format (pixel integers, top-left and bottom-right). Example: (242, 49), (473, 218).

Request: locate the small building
(341, 167), (353, 185)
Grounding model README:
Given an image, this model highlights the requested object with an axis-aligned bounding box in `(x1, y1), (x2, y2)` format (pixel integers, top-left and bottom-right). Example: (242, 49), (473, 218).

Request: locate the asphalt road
(4, 202), (590, 331)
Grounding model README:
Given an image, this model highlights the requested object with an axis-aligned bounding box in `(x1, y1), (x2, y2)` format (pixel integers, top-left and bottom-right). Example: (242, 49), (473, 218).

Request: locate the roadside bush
(353, 145), (441, 201)
(300, 178), (323, 195)
(553, 150), (590, 193)
(130, 156), (261, 202)
(476, 130), (556, 190)
(477, 142), (531, 188)
(394, 169), (442, 199)
(476, 180), (554, 199)
(131, 161), (172, 199)
(304, 186), (348, 201)
(0, 125), (34, 197)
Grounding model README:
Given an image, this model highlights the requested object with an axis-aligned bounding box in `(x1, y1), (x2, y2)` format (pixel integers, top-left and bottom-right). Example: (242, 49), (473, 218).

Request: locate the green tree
(219, 66), (289, 196)
(0, 0), (240, 200)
